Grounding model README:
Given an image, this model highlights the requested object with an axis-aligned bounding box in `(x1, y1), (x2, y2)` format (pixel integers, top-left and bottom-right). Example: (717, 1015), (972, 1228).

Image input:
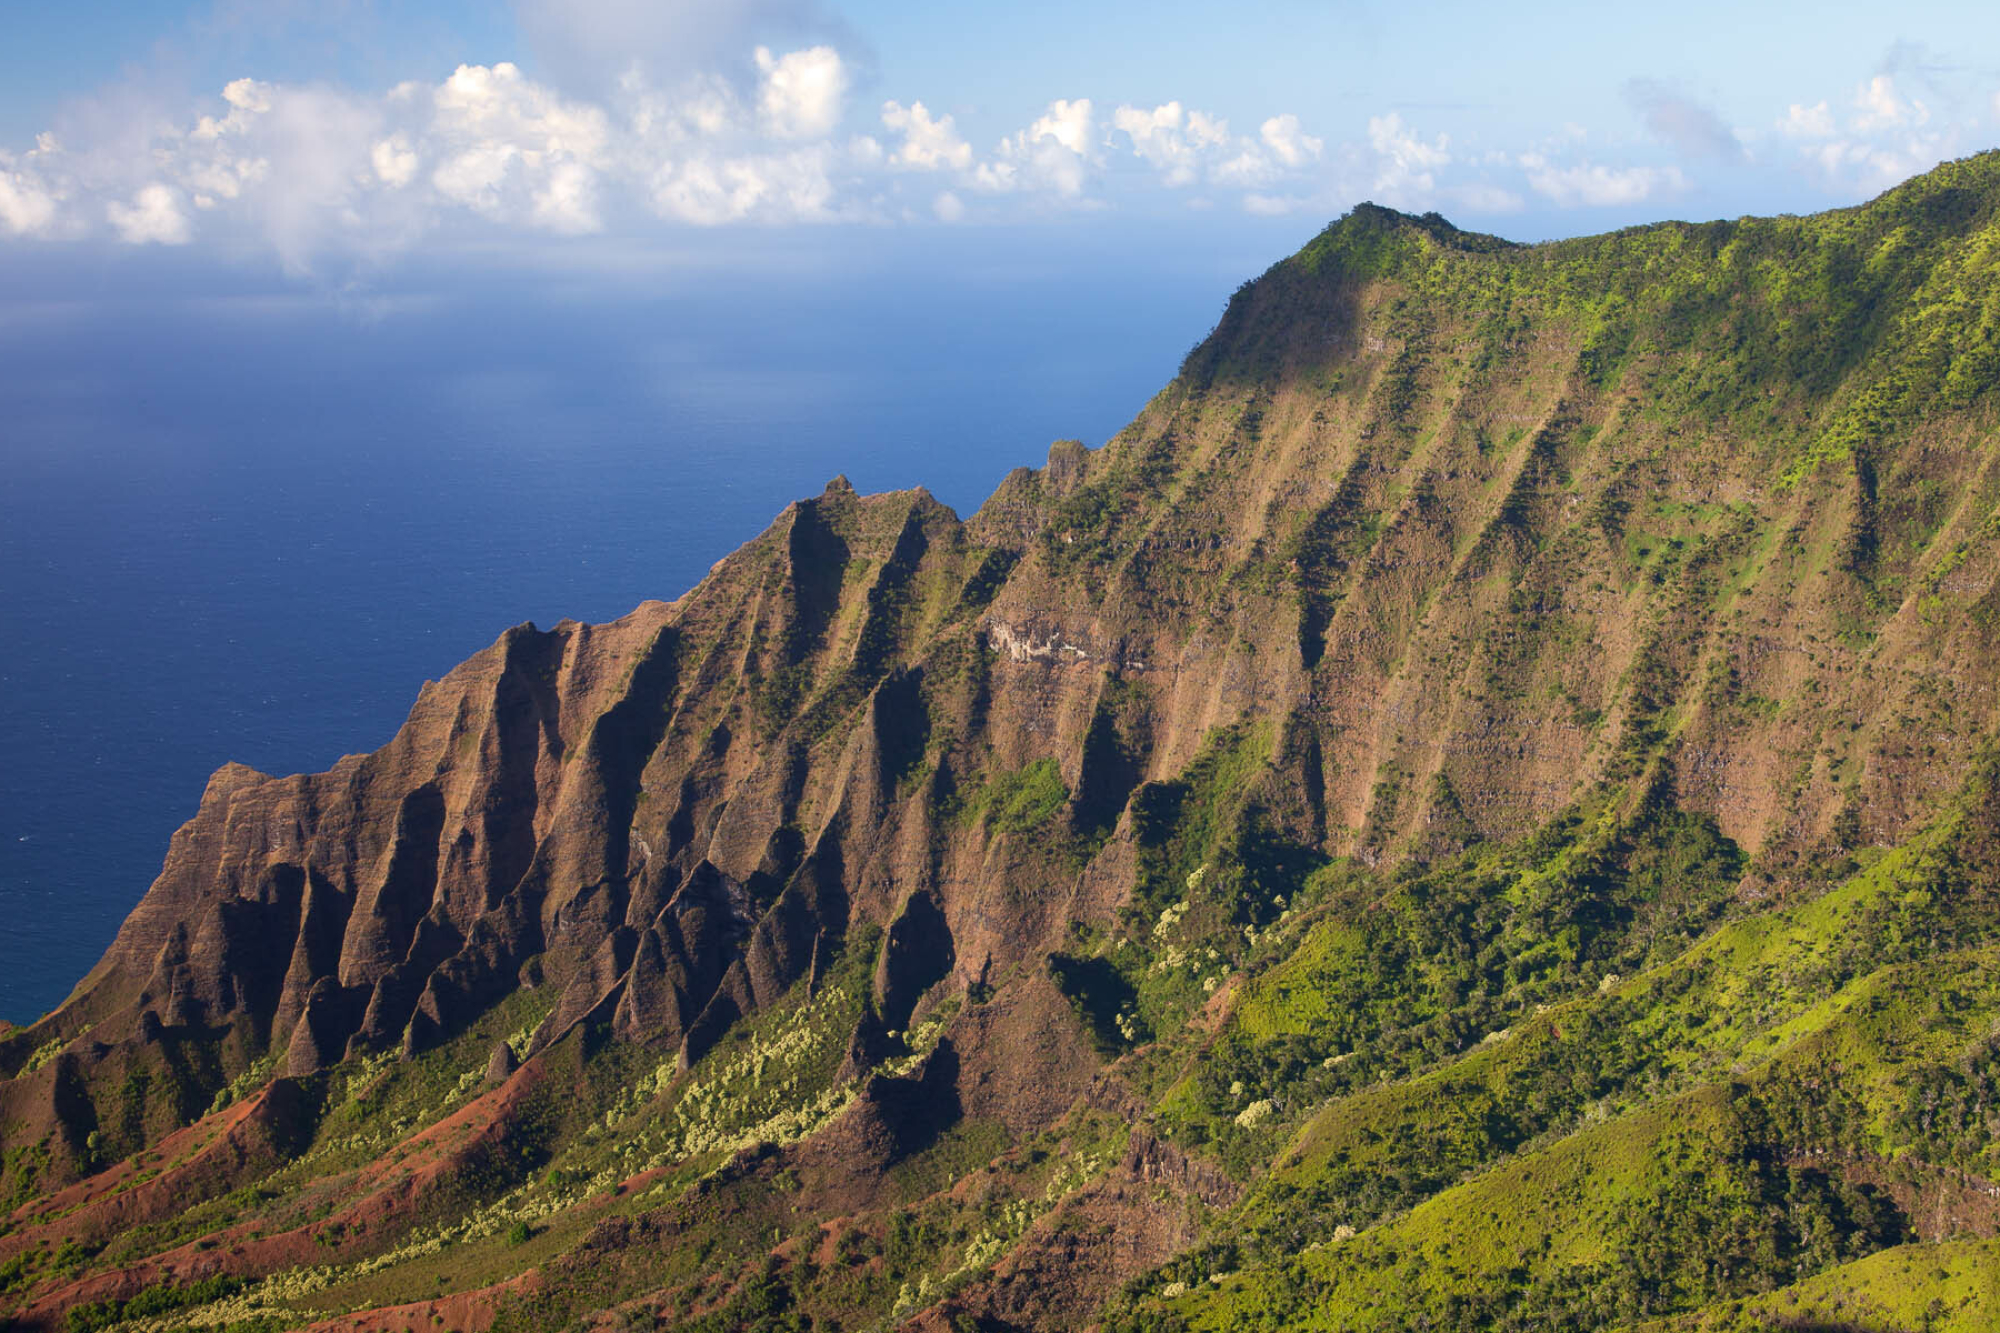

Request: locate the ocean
(0, 218), (1295, 1022)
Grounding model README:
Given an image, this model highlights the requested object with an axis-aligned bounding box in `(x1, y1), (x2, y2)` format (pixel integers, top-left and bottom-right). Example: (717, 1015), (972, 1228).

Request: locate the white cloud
(533, 158), (600, 233)
(1027, 98), (1094, 157)
(194, 77), (271, 133)
(1779, 101), (1836, 138)
(0, 46), (887, 260)
(0, 138), (62, 236)
(1211, 149), (1276, 189)
(1366, 113), (1449, 205)
(432, 140), (517, 214)
(649, 146), (838, 225)
(754, 45), (846, 139)
(429, 63), (610, 232)
(1776, 70), (1965, 196)
(0, 168), (59, 236)
(181, 79), (278, 205)
(35, 44), (1990, 266)
(0, 67), (1330, 250)
(1112, 102), (1229, 186)
(372, 135), (419, 188)
(1852, 74), (1928, 131)
(432, 64), (607, 162)
(230, 85), (387, 267)
(182, 157), (260, 206)
(1111, 103), (1321, 195)
(880, 100), (971, 171)
(107, 183), (192, 244)
(1260, 114), (1323, 169)
(1519, 154), (1686, 207)
(0, 60), (1314, 255)
(976, 98), (1097, 197)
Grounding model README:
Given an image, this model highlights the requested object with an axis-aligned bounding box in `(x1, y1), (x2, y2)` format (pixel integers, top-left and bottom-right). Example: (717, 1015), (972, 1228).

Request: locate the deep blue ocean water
(0, 219), (1299, 1022)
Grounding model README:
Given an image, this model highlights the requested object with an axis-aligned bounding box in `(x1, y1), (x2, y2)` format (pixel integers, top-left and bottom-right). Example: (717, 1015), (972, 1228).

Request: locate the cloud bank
(1, 35), (1993, 273)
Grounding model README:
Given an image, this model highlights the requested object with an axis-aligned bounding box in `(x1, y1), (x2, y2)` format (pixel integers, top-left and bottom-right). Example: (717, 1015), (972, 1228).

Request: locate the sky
(3, 0), (1999, 280)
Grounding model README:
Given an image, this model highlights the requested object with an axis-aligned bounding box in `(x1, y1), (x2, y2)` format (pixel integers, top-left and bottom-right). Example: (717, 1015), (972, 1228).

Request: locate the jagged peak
(201, 760), (274, 800)
(1272, 200), (1518, 287)
(1319, 200), (1518, 253)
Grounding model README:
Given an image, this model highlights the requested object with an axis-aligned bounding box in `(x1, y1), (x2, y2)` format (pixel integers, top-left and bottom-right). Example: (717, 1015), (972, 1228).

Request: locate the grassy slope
(1106, 760), (2000, 1330)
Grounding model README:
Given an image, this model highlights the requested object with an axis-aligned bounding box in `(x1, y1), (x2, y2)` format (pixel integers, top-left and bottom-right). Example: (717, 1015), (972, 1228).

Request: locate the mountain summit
(5, 153), (2000, 1332)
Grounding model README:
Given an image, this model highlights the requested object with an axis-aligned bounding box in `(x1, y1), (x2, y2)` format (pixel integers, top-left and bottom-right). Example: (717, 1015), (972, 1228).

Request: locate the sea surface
(0, 219), (1293, 1023)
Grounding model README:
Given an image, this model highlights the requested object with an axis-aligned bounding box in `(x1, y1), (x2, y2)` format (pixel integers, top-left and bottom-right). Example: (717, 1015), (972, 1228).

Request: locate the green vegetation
(1095, 750), (2000, 1331)
(63, 1275), (244, 1332)
(1268, 158), (2000, 495)
(976, 758), (1070, 837)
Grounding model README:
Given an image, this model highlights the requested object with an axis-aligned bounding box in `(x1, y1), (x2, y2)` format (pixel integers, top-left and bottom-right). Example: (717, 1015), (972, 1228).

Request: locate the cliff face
(3, 485), (999, 1128)
(5, 156), (2000, 1333)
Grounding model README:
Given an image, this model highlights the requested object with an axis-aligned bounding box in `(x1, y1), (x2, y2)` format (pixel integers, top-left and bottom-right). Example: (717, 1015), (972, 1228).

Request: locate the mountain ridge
(4, 152), (2000, 1331)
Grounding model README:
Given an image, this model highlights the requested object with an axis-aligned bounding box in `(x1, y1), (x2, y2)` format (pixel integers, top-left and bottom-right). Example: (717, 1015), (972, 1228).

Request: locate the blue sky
(1, 1), (1998, 279)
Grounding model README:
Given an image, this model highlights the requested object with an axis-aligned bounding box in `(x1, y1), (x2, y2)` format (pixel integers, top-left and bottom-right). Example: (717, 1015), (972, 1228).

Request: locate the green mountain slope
(3, 153), (2000, 1333)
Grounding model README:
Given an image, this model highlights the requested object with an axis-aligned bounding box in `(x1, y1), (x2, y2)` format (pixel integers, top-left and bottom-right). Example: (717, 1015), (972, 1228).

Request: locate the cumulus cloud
(1852, 74), (1929, 131)
(1110, 102), (1322, 197)
(976, 98), (1096, 197)
(1259, 114), (1323, 169)
(1112, 101), (1230, 186)
(1780, 69), (1971, 195)
(1520, 154), (1686, 207)
(1026, 99), (1094, 158)
(0, 135), (64, 237)
(0, 49), (876, 263)
(533, 159), (600, 233)
(17, 35), (1989, 269)
(755, 45), (846, 139)
(880, 100), (971, 171)
(428, 61), (610, 231)
(1366, 113), (1449, 205)
(107, 183), (192, 244)
(648, 145), (839, 225)
(0, 168), (60, 236)
(1625, 79), (1744, 159)
(372, 135), (419, 188)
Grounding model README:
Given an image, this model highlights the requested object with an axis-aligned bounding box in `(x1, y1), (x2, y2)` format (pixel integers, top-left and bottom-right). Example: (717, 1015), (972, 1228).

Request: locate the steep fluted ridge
(4, 153), (2000, 1333)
